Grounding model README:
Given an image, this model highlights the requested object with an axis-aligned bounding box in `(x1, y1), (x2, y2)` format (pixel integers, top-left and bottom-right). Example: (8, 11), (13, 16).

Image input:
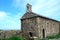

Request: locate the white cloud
(0, 0), (59, 30)
(31, 0), (60, 21)
(0, 11), (7, 18)
(0, 11), (8, 21)
(12, 0), (60, 12)
(0, 11), (21, 30)
(12, 0), (60, 21)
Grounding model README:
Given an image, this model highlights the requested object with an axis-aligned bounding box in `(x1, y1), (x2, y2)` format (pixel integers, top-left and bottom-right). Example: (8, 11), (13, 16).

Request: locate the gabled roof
(21, 12), (40, 19)
(21, 3), (60, 22)
(21, 12), (59, 22)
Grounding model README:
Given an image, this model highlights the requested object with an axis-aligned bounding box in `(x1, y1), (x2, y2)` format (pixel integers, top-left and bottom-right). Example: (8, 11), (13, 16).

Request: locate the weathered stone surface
(0, 30), (4, 39)
(21, 3), (60, 40)
(37, 17), (59, 38)
(21, 12), (60, 39)
(0, 30), (21, 39)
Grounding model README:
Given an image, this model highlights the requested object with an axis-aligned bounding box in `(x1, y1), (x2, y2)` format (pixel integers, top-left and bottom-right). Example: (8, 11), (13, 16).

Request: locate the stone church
(21, 3), (60, 39)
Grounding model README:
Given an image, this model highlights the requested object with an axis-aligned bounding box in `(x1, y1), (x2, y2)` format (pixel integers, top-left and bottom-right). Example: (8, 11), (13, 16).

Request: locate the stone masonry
(21, 3), (60, 40)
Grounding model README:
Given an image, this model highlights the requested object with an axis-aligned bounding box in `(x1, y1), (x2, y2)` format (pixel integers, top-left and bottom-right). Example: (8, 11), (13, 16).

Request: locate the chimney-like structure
(26, 3), (32, 12)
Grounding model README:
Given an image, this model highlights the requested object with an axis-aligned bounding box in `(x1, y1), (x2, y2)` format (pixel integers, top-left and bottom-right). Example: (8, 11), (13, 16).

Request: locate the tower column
(26, 3), (32, 12)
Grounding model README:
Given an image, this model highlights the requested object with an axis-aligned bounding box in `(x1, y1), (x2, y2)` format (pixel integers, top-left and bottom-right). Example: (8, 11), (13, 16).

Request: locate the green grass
(0, 36), (26, 40)
(46, 34), (60, 39)
(1, 34), (60, 40)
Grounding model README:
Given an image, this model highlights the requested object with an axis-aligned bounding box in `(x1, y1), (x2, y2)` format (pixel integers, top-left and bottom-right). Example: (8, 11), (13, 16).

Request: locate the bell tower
(26, 3), (32, 12)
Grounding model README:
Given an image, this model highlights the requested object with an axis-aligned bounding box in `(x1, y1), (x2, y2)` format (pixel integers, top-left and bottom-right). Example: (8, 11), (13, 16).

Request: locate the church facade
(21, 3), (60, 39)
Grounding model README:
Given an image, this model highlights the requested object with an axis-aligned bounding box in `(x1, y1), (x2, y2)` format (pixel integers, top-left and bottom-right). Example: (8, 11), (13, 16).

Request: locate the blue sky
(0, 0), (60, 30)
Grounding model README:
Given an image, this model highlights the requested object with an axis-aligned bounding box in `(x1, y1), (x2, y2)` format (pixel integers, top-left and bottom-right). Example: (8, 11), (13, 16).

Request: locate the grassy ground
(0, 36), (26, 40)
(1, 34), (60, 40)
(46, 34), (60, 39)
(39, 34), (60, 40)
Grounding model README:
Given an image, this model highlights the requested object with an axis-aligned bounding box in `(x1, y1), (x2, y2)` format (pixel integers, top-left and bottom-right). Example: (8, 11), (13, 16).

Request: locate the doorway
(29, 32), (33, 37)
(42, 29), (45, 38)
(29, 32), (34, 40)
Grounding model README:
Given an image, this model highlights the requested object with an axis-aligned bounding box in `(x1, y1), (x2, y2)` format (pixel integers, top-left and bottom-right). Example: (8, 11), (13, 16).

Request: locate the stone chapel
(21, 3), (60, 40)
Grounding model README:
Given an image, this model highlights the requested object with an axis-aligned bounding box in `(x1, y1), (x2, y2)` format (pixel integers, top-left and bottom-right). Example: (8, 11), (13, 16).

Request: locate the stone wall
(0, 30), (4, 39)
(37, 17), (59, 38)
(21, 17), (39, 40)
(0, 30), (21, 39)
(21, 16), (60, 39)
